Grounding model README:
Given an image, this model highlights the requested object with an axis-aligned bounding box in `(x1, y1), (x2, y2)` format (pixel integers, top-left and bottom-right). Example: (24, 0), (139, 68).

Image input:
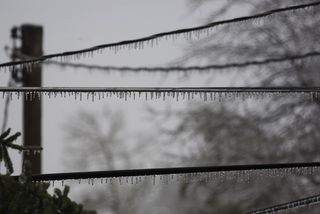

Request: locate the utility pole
(20, 24), (43, 174)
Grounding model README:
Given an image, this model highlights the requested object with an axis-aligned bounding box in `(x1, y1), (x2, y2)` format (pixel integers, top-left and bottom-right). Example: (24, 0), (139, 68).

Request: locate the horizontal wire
(1, 87), (320, 93)
(247, 193), (320, 214)
(0, 1), (319, 70)
(11, 162), (320, 181)
(45, 51), (320, 72)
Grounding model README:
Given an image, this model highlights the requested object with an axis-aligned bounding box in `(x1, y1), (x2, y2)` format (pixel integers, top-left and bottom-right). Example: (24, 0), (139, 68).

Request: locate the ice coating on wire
(1, 87), (320, 102)
(0, 1), (319, 71)
(10, 162), (320, 186)
(247, 194), (320, 214)
(41, 51), (320, 73)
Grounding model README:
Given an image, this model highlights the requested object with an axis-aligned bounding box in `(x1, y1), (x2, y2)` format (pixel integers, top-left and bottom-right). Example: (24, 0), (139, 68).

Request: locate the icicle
(131, 177), (134, 184)
(135, 176), (139, 184)
(152, 175), (156, 185)
(91, 92), (95, 102)
(118, 177), (122, 185)
(61, 180), (64, 186)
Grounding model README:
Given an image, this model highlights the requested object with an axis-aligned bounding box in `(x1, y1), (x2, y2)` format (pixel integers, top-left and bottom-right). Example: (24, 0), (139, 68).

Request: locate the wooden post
(21, 24), (43, 174)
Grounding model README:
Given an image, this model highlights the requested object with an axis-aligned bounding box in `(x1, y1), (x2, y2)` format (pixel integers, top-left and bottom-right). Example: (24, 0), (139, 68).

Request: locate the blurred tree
(63, 1), (320, 213)
(64, 108), (152, 214)
(160, 0), (320, 213)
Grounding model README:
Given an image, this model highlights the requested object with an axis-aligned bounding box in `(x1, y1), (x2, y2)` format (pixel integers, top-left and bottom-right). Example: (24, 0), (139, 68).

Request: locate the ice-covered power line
(1, 87), (320, 101)
(0, 1), (319, 71)
(247, 193), (320, 214)
(44, 51), (320, 73)
(10, 162), (320, 182)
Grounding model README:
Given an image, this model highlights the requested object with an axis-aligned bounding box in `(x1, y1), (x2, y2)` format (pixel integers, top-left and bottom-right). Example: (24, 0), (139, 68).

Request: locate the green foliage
(0, 129), (97, 214)
(0, 175), (96, 214)
(0, 128), (19, 174)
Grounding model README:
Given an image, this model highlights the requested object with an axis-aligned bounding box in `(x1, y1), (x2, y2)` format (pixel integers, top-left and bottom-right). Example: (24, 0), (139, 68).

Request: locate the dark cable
(247, 193), (320, 214)
(1, 86), (320, 93)
(0, 1), (319, 70)
(11, 162), (320, 181)
(45, 51), (320, 73)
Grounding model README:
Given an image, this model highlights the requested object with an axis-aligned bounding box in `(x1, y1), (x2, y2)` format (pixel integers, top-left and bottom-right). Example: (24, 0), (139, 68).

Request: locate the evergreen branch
(2, 145), (13, 174)
(0, 128), (11, 140)
(0, 129), (42, 175)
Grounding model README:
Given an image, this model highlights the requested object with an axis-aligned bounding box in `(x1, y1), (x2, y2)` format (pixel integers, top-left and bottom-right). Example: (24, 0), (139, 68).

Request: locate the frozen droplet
(153, 175), (156, 185)
(91, 93), (95, 102)
(118, 177), (122, 185)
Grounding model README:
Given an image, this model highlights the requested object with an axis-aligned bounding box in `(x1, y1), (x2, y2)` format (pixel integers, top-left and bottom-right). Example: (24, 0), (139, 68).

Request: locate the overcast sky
(0, 0), (225, 174)
(0, 2), (256, 213)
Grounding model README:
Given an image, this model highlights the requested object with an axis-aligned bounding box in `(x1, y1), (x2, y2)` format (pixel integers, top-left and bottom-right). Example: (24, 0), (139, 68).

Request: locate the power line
(0, 1), (319, 71)
(247, 193), (320, 214)
(1, 87), (320, 101)
(11, 162), (320, 181)
(1, 86), (320, 93)
(45, 51), (320, 73)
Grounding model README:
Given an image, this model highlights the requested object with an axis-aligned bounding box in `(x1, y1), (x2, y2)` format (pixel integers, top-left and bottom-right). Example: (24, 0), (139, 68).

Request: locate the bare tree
(152, 1), (320, 213)
(62, 1), (320, 213)
(64, 107), (152, 214)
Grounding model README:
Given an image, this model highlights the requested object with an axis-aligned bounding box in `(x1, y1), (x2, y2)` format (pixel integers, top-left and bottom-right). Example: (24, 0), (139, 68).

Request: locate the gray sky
(0, 0), (220, 174)
(0, 1), (254, 213)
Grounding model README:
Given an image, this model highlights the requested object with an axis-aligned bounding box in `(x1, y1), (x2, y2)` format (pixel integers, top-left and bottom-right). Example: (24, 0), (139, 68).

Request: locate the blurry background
(1, 0), (320, 213)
